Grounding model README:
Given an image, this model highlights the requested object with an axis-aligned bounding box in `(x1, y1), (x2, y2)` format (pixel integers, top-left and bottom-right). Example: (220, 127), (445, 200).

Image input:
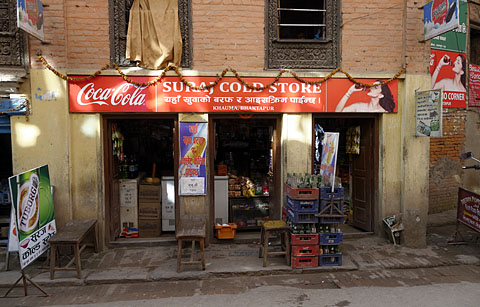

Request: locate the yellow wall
(11, 69), (105, 249)
(11, 69), (72, 228)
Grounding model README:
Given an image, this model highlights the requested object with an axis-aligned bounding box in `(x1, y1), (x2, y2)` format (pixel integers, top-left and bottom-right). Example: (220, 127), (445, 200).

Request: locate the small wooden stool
(48, 219), (97, 279)
(259, 220), (290, 267)
(176, 227), (206, 273)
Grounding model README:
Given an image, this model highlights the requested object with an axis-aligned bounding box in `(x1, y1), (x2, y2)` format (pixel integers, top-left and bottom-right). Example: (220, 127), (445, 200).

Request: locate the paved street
(2, 264), (480, 306)
(1, 210), (479, 306)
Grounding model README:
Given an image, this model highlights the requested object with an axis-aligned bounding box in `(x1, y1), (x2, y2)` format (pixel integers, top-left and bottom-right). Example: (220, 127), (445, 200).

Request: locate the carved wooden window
(266, 0), (339, 70)
(110, 0), (191, 68)
(0, 0), (28, 68)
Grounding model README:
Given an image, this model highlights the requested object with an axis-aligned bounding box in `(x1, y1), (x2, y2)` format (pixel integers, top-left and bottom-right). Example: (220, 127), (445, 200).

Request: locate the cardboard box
(138, 200), (161, 219)
(120, 206), (138, 228)
(139, 184), (161, 201)
(139, 218), (161, 237)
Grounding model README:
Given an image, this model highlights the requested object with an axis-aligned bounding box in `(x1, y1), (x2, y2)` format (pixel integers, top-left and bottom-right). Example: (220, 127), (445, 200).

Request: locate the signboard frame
(424, 0), (459, 41)
(178, 122), (208, 195)
(8, 165), (56, 269)
(319, 132), (339, 191)
(415, 89), (443, 137)
(68, 76), (399, 114)
(17, 0), (45, 42)
(456, 188), (480, 234)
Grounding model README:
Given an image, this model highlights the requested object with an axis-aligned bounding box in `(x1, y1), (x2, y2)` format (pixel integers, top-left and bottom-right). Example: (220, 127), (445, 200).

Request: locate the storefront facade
(8, 0), (434, 250)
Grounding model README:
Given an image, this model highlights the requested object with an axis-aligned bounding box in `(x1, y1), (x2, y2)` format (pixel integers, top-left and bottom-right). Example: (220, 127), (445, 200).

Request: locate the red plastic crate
(291, 245), (320, 257)
(291, 233), (319, 245)
(291, 256), (318, 268)
(285, 184), (319, 200)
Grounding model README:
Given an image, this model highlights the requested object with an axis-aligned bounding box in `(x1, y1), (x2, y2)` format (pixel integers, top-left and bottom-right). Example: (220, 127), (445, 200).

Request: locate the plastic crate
(291, 233), (319, 245)
(287, 206), (318, 223)
(291, 255), (318, 268)
(319, 253), (342, 266)
(285, 184), (319, 200)
(319, 232), (343, 245)
(320, 187), (344, 200)
(291, 245), (319, 257)
(215, 223), (237, 239)
(318, 216), (345, 224)
(286, 196), (319, 213)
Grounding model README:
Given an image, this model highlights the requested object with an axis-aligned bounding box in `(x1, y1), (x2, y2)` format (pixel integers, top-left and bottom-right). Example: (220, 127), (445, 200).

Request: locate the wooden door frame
(208, 114), (282, 241)
(311, 114), (379, 233)
(102, 114), (178, 247)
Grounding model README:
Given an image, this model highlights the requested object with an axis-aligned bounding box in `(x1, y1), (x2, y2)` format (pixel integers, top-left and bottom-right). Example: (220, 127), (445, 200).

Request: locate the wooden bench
(48, 219), (97, 279)
(176, 226), (206, 273)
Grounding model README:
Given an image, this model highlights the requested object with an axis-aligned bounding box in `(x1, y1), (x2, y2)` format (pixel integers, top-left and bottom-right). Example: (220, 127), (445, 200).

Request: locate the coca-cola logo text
(76, 83), (147, 106)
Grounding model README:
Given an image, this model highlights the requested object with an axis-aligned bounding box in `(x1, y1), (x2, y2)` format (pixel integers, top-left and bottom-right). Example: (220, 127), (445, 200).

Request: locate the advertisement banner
(469, 64), (480, 107)
(68, 76), (398, 113)
(457, 188), (480, 233)
(8, 165), (56, 269)
(415, 90), (443, 137)
(424, 0), (459, 41)
(17, 0), (45, 41)
(430, 49), (467, 108)
(430, 0), (466, 52)
(179, 122), (207, 195)
(319, 132), (339, 191)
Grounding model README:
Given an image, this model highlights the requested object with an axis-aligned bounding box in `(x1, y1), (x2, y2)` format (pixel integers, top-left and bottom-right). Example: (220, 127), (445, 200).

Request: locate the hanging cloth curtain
(126, 0), (182, 69)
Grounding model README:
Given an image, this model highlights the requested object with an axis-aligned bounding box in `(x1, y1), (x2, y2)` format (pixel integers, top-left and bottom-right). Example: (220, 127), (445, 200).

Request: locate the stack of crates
(285, 184), (320, 268)
(318, 187), (345, 266)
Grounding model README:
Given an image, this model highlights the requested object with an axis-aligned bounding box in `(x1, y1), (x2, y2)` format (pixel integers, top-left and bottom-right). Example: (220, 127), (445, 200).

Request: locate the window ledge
(273, 39), (332, 44)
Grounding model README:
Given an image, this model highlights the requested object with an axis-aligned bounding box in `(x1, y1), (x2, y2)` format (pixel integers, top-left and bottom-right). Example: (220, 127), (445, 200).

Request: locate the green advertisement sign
(9, 165), (56, 269)
(431, 0), (467, 52)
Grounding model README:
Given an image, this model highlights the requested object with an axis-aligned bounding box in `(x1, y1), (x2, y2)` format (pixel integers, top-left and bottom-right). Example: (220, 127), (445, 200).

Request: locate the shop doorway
(313, 115), (377, 233)
(104, 116), (178, 242)
(209, 115), (281, 235)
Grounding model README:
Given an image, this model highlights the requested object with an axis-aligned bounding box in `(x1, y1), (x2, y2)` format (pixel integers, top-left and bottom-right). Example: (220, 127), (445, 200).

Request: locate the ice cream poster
(8, 165), (56, 269)
(424, 0), (459, 41)
(320, 132), (339, 191)
(179, 122), (207, 195)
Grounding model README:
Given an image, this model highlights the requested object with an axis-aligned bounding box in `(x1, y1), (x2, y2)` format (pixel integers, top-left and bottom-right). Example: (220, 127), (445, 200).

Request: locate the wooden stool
(48, 219), (97, 279)
(258, 220), (290, 267)
(176, 227), (206, 273)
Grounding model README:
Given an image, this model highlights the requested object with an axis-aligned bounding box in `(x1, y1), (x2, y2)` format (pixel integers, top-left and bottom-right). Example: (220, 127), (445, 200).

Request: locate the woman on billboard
(335, 81), (395, 112)
(431, 54), (466, 92)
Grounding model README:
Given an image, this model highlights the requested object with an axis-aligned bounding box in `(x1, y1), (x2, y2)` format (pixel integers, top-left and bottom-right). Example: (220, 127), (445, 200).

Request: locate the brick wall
(341, 0), (428, 74)
(191, 0), (265, 71)
(30, 1), (430, 74)
(30, 0), (110, 70)
(429, 109), (467, 213)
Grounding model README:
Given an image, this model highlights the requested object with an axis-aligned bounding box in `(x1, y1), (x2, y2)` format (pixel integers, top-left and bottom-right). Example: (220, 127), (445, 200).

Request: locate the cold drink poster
(320, 132), (339, 191)
(8, 165), (56, 269)
(179, 122), (207, 195)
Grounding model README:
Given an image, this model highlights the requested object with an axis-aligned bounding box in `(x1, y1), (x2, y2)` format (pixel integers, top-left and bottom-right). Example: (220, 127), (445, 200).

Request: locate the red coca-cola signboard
(68, 76), (398, 113)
